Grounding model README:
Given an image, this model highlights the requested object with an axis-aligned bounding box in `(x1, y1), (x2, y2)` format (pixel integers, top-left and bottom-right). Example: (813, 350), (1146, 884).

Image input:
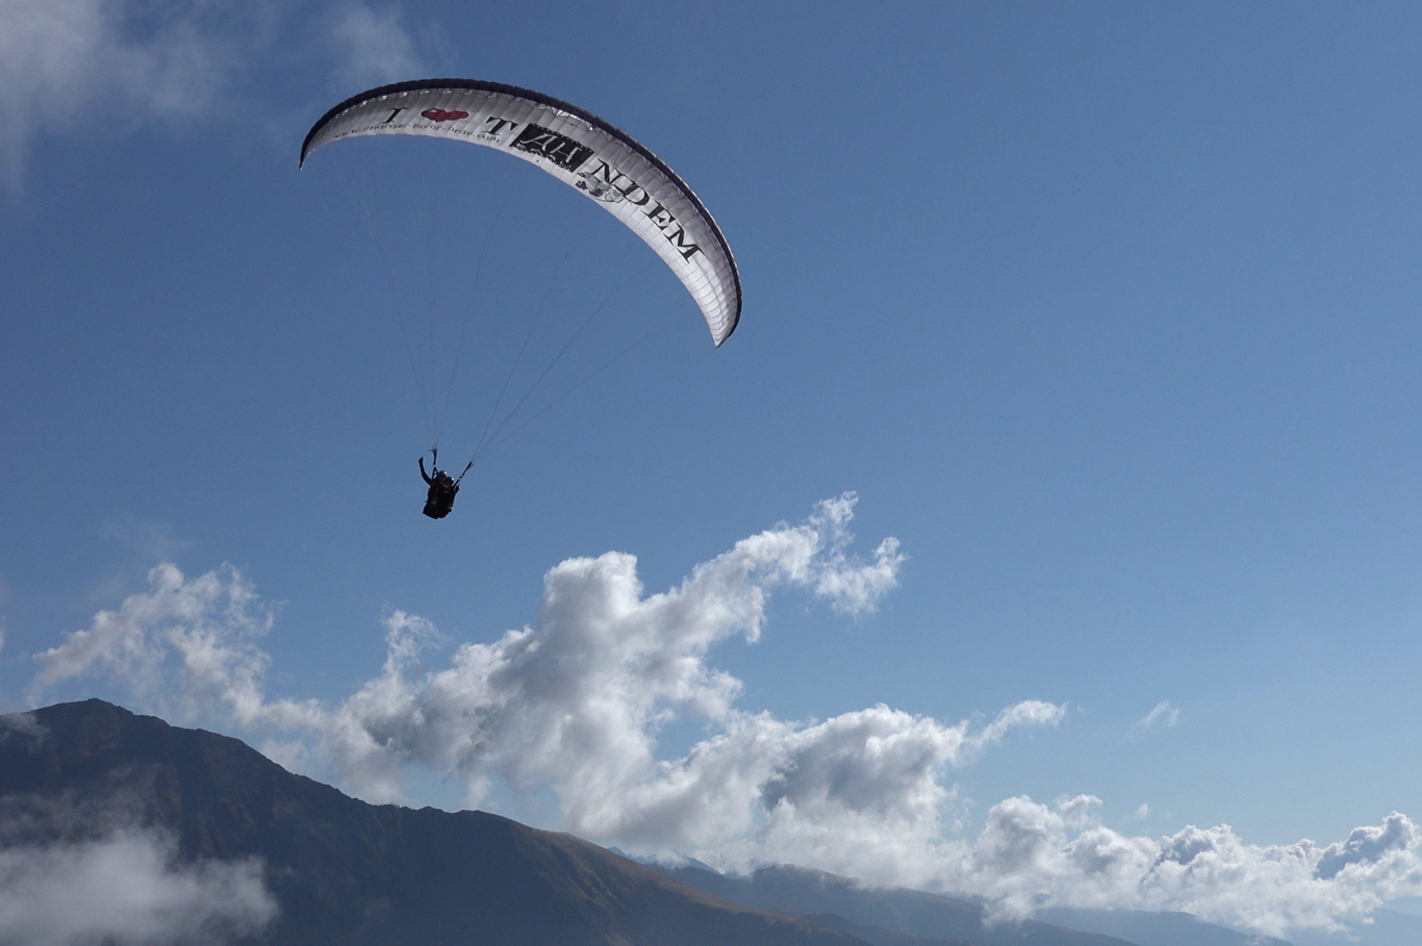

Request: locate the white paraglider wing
(301, 79), (740, 346)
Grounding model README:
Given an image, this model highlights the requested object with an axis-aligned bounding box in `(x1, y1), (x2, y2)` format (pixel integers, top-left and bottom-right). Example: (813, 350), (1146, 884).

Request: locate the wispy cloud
(327, 1), (420, 87)
(22, 494), (1422, 937)
(973, 700), (1068, 752)
(1127, 700), (1180, 739)
(0, 830), (275, 945)
(0, 709), (45, 747)
(0, 0), (423, 192)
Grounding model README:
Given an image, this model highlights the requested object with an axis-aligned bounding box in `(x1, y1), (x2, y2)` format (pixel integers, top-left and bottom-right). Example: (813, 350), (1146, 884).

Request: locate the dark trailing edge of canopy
(299, 78), (741, 343)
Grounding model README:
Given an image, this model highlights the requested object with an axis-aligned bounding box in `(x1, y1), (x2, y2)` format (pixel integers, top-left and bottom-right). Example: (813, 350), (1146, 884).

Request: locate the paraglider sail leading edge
(300, 78), (741, 346)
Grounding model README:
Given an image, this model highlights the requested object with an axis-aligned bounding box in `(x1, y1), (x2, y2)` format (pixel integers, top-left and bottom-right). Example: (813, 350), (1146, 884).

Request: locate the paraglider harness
(419, 449), (472, 520)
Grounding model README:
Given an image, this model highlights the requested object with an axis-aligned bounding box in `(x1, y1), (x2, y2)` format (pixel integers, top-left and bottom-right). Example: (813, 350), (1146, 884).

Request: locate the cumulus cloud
(1316, 814), (1417, 881)
(0, 830), (275, 945)
(23, 493), (1422, 937)
(0, 0), (421, 190)
(1127, 700), (1180, 739)
(29, 562), (273, 707)
(31, 494), (919, 817)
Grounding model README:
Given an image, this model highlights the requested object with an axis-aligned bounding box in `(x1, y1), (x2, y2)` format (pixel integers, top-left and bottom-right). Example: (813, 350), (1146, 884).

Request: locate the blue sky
(4, 1), (1422, 936)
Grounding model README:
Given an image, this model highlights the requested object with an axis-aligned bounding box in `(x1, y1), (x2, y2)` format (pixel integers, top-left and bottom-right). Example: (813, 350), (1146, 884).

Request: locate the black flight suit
(419, 456), (459, 519)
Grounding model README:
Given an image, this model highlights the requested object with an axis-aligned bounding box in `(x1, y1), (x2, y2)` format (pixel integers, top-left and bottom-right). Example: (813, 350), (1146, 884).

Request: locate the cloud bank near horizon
(0, 0), (421, 190)
(21, 494), (1422, 937)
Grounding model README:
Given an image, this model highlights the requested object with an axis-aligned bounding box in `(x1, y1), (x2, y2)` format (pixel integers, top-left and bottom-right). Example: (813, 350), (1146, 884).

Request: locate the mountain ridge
(2, 699), (1266, 946)
(0, 699), (860, 945)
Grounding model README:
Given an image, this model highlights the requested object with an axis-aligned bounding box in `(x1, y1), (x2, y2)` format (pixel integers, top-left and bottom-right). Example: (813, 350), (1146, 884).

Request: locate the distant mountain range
(0, 700), (1408, 946)
(647, 836), (1422, 946)
(649, 862), (1296, 946)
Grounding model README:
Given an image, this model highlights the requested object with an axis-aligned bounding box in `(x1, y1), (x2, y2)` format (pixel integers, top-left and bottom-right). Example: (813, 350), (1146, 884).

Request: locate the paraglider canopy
(300, 78), (741, 346)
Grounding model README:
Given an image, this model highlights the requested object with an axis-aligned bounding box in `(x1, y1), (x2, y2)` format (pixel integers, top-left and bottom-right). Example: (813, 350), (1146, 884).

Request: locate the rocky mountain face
(0, 700), (858, 945)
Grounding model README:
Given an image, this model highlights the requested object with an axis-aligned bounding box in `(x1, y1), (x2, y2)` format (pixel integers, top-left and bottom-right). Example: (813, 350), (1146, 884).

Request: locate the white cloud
(944, 799), (1422, 939)
(0, 0), (422, 191)
(0, 830), (275, 946)
(31, 494), (915, 812)
(1127, 700), (1180, 739)
(29, 562), (273, 708)
(23, 494), (1422, 937)
(1316, 814), (1417, 881)
(973, 700), (1068, 751)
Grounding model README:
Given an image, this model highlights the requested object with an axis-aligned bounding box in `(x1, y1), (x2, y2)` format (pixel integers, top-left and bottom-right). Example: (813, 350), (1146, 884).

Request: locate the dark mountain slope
(799, 911), (981, 946)
(0, 699), (860, 946)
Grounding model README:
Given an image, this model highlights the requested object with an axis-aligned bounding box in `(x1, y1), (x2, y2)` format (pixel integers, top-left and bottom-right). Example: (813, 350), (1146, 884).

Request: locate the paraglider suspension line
(427, 447), (474, 486)
(468, 257), (656, 466)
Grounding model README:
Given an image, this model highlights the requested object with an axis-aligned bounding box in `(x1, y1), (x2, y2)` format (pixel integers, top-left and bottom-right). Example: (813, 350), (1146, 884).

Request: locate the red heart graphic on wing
(421, 108), (469, 123)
